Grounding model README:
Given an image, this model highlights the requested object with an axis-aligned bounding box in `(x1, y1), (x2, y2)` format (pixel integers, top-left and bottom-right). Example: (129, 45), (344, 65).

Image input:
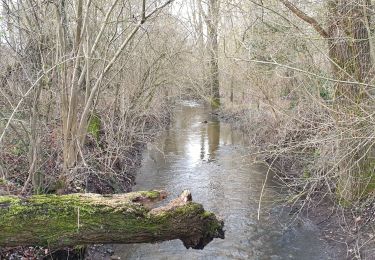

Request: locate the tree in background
(280, 0), (374, 202)
(198, 0), (221, 107)
(0, 0), (179, 193)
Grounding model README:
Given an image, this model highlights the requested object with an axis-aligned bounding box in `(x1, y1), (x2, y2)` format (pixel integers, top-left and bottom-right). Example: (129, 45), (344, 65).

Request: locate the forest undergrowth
(219, 98), (375, 259)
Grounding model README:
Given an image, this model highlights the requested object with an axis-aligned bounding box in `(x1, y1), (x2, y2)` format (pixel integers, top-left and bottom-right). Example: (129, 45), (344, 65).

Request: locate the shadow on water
(112, 100), (333, 260)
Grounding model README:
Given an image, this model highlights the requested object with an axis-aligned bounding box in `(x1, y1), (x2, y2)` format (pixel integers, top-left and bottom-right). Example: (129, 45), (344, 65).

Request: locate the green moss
(152, 202), (203, 219)
(175, 203), (203, 216)
(211, 98), (220, 109)
(319, 86), (332, 100)
(199, 209), (224, 240)
(360, 170), (375, 196)
(314, 149), (321, 158)
(0, 193), (170, 245)
(201, 211), (214, 218)
(363, 178), (375, 194)
(88, 114), (101, 141)
(0, 193), (223, 248)
(336, 158), (375, 204)
(0, 196), (20, 204)
(139, 191), (160, 200)
(124, 190), (163, 203)
(0, 194), (156, 246)
(205, 217), (222, 236)
(302, 169), (311, 179)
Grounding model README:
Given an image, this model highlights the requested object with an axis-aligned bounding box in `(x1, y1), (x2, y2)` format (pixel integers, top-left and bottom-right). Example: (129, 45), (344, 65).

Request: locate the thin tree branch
(77, 0), (175, 139)
(230, 56), (375, 89)
(0, 57), (81, 146)
(278, 0), (329, 38)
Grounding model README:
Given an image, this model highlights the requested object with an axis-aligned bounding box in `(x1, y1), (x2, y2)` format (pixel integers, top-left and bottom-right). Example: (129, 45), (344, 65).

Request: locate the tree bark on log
(0, 190), (224, 250)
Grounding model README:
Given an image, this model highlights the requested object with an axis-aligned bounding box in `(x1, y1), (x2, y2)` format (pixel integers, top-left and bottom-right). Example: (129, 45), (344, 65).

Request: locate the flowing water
(112, 101), (333, 260)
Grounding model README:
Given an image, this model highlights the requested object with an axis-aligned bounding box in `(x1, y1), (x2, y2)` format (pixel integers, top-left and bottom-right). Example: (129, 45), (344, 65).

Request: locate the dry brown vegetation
(2, 0), (375, 258)
(0, 0), (184, 195)
(213, 1), (375, 257)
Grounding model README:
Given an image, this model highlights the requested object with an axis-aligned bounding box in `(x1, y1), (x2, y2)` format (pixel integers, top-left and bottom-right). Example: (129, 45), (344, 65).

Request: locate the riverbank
(219, 104), (375, 259)
(296, 197), (375, 259)
(0, 103), (173, 260)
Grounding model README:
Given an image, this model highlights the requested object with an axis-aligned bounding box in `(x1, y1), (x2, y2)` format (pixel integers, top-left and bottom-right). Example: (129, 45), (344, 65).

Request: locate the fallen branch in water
(0, 190), (224, 249)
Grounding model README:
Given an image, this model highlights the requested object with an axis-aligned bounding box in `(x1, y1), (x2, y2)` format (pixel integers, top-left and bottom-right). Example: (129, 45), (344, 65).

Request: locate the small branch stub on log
(0, 190), (224, 249)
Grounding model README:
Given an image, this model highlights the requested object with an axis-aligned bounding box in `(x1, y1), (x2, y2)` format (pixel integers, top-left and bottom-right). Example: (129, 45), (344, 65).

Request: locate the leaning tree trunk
(327, 0), (374, 202)
(0, 190), (224, 249)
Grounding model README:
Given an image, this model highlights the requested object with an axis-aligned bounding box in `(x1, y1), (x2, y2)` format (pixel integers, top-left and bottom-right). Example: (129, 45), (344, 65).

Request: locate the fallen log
(0, 190), (224, 249)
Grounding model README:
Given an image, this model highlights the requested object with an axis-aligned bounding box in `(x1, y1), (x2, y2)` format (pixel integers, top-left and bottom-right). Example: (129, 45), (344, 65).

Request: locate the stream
(112, 101), (333, 260)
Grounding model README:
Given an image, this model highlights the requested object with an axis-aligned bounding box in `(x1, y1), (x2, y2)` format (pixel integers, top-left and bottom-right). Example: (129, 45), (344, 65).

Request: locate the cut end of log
(150, 190), (225, 250)
(181, 212), (225, 250)
(150, 190), (225, 249)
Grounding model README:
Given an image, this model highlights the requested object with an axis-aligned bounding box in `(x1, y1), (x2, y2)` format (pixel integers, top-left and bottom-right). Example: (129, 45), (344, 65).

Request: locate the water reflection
(199, 120), (220, 162)
(206, 121), (220, 161)
(112, 101), (332, 260)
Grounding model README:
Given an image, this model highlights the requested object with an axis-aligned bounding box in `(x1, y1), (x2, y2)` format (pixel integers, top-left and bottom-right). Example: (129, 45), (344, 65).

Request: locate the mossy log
(0, 190), (224, 249)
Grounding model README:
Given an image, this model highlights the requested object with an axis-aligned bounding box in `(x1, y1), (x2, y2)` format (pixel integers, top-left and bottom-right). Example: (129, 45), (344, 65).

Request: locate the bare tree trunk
(328, 0), (373, 202)
(279, 0), (374, 202)
(195, 0), (208, 95)
(328, 0), (372, 102)
(56, 0), (174, 190)
(205, 0), (221, 108)
(24, 82), (43, 194)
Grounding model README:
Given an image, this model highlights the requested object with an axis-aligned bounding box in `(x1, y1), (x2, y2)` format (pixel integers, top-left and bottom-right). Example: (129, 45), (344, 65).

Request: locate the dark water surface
(112, 101), (333, 260)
